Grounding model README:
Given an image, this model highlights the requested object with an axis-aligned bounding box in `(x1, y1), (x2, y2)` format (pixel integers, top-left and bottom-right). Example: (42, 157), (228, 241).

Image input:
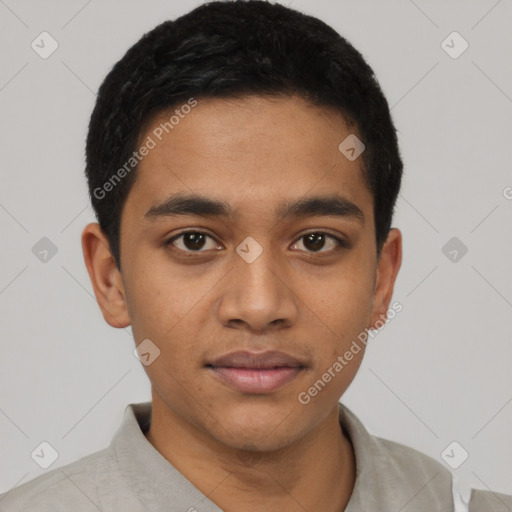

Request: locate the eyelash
(164, 230), (349, 256)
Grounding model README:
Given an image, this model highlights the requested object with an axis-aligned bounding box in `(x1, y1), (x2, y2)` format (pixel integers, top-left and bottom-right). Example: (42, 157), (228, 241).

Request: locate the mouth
(205, 350), (307, 394)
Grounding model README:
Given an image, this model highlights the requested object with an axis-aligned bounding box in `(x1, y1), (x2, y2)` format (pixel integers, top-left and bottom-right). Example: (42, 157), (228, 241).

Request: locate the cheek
(306, 258), (375, 337)
(300, 252), (375, 398)
(124, 259), (217, 375)
(123, 256), (193, 334)
(126, 275), (202, 400)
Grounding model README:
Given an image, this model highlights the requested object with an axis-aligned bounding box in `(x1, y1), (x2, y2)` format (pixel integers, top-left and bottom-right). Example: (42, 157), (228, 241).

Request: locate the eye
(166, 231), (221, 253)
(291, 232), (348, 253)
(165, 230), (348, 256)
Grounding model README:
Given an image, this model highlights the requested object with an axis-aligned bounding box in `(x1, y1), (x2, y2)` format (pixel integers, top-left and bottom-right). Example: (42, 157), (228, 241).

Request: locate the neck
(144, 394), (356, 512)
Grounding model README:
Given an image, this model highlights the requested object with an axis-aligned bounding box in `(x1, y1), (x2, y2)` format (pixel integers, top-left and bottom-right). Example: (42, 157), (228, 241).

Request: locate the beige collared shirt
(1, 402), (510, 511)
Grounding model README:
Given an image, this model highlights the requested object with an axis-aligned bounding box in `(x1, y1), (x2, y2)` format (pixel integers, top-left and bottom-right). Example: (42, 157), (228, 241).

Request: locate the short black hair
(85, 0), (403, 270)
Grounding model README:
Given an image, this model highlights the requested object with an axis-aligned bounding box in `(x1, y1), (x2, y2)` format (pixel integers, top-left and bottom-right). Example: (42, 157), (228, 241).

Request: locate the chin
(205, 400), (313, 450)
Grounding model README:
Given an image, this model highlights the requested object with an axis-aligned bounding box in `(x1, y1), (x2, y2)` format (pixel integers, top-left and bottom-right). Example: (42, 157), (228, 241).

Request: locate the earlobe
(81, 223), (131, 329)
(369, 228), (402, 328)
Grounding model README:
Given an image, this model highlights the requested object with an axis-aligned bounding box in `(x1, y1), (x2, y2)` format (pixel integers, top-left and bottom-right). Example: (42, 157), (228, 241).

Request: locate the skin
(82, 95), (402, 512)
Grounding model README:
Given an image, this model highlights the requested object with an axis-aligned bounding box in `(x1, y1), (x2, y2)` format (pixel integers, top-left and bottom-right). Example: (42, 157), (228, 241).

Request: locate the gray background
(1, 0), (511, 497)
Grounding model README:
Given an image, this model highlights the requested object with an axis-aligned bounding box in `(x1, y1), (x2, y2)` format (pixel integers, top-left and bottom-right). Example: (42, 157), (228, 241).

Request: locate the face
(84, 94), (401, 452)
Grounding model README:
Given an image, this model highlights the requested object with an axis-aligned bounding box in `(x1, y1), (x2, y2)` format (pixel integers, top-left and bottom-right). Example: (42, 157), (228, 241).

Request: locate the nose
(216, 243), (299, 333)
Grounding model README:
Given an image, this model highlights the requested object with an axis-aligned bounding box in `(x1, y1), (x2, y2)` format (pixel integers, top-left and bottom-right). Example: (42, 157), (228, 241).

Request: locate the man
(1, 1), (510, 510)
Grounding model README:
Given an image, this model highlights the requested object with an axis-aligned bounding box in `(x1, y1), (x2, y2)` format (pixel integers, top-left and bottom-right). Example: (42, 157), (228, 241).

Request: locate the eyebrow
(144, 192), (364, 223)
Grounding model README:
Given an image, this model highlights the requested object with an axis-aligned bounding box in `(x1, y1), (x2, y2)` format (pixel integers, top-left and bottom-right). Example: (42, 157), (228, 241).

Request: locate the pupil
(304, 233), (325, 251)
(184, 232), (206, 250)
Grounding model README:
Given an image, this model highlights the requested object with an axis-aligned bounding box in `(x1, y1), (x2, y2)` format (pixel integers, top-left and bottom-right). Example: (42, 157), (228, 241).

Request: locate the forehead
(125, 94), (372, 223)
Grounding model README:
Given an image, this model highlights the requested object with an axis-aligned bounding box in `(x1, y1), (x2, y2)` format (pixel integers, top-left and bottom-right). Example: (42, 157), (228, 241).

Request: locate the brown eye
(292, 232), (347, 253)
(167, 231), (219, 253)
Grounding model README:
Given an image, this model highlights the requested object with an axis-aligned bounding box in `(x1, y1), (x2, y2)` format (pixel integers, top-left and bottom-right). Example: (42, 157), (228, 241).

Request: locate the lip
(206, 350), (306, 394)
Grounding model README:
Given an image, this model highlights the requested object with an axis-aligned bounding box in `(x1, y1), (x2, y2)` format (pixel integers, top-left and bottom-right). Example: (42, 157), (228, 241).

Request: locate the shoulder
(340, 403), (454, 508)
(0, 446), (123, 511)
(376, 435), (449, 477)
(374, 436), (512, 511)
(340, 404), (452, 488)
(375, 435), (455, 499)
(339, 405), (512, 509)
(374, 438), (512, 512)
(468, 488), (512, 511)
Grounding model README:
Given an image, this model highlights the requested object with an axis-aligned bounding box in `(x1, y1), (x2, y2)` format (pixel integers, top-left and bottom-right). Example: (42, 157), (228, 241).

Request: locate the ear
(81, 222), (131, 329)
(369, 228), (402, 328)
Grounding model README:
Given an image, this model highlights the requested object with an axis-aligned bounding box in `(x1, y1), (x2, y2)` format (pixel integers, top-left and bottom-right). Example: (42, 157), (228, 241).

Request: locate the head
(82, 0), (402, 452)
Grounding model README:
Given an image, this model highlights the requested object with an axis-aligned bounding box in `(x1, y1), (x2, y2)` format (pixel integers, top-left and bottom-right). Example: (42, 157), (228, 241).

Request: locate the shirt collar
(110, 402), (223, 511)
(339, 404), (452, 511)
(110, 401), (451, 511)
